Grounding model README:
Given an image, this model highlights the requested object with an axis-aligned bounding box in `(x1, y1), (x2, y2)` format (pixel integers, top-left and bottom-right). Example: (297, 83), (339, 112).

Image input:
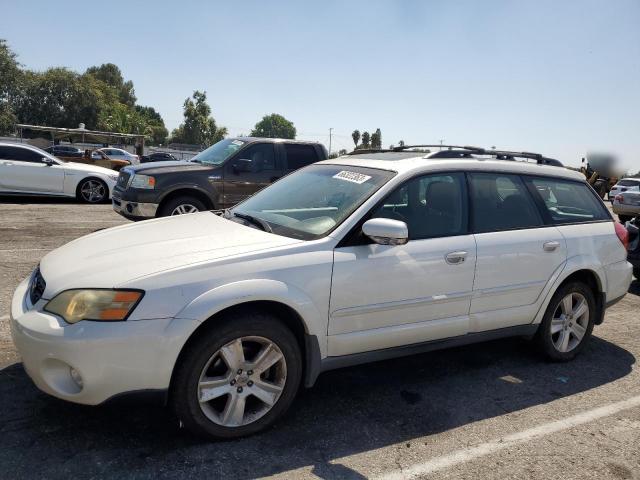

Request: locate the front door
(222, 143), (282, 207)
(0, 146), (65, 193)
(329, 172), (476, 357)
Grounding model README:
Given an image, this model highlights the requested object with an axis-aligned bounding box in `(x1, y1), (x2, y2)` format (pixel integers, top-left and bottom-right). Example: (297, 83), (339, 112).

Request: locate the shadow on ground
(0, 335), (634, 479)
(0, 195), (81, 205)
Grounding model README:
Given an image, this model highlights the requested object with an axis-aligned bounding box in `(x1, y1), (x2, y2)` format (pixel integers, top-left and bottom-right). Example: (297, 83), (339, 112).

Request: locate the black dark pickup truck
(112, 137), (328, 219)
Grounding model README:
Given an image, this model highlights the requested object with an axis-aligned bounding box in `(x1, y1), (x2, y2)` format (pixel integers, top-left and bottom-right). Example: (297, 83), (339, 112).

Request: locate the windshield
(191, 138), (246, 166)
(230, 164), (395, 240)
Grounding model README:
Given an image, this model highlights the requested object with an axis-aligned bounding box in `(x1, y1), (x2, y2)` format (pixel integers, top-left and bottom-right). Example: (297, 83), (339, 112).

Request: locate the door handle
(445, 251), (467, 265)
(543, 241), (560, 252)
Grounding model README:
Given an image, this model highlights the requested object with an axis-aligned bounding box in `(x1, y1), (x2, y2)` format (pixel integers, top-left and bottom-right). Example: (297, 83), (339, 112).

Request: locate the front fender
(176, 278), (327, 354)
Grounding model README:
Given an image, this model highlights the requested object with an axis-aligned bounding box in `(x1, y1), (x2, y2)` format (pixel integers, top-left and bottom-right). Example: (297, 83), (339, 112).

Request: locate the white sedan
(0, 143), (118, 203)
(96, 147), (139, 165)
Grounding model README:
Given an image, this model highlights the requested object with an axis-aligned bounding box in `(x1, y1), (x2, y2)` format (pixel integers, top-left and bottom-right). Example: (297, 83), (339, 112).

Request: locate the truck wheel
(159, 196), (207, 217)
(535, 281), (595, 362)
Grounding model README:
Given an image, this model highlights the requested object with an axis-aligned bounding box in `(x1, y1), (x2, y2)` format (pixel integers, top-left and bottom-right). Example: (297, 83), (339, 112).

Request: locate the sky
(3, 0), (640, 171)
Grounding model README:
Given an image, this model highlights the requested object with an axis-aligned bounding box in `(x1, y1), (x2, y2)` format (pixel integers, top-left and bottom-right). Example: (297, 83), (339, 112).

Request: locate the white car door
(329, 172), (476, 356)
(468, 173), (567, 332)
(0, 145), (65, 194)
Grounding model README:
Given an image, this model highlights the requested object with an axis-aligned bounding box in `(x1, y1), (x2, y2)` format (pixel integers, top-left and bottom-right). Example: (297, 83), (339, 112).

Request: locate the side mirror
(42, 157), (55, 166)
(232, 158), (253, 174)
(362, 218), (409, 245)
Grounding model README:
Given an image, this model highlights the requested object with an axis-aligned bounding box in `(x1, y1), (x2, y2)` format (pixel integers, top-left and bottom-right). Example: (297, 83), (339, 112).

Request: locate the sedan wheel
(78, 179), (107, 203)
(550, 292), (589, 353)
(198, 336), (287, 427)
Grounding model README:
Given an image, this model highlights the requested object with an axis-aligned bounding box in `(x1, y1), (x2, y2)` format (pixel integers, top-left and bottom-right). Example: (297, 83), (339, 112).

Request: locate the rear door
(283, 144), (320, 174)
(222, 142), (281, 207)
(468, 172), (567, 331)
(0, 146), (65, 193)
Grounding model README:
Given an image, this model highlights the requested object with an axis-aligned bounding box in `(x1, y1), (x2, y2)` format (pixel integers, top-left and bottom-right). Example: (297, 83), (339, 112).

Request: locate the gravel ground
(0, 197), (638, 480)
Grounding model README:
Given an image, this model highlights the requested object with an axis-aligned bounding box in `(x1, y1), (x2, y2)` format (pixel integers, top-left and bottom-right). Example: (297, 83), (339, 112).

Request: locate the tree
(251, 113), (296, 139)
(171, 91), (227, 146)
(361, 131), (371, 148)
(85, 63), (136, 106)
(371, 128), (382, 149)
(398, 139), (405, 147)
(352, 129), (360, 149)
(0, 39), (22, 134)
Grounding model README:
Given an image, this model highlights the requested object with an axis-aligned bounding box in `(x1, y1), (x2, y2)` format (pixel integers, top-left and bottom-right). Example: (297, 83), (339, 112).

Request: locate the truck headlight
(130, 174), (156, 189)
(44, 289), (144, 324)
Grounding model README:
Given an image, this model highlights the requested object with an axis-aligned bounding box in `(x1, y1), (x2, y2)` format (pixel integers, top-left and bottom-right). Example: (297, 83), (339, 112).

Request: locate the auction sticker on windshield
(333, 171), (372, 184)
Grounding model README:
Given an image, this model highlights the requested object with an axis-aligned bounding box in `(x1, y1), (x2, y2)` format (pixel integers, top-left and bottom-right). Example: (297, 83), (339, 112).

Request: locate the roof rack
(347, 144), (564, 167)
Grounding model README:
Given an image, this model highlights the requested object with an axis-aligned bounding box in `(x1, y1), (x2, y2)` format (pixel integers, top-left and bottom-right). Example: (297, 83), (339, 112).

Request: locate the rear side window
(284, 144), (318, 170)
(469, 173), (542, 233)
(527, 177), (610, 224)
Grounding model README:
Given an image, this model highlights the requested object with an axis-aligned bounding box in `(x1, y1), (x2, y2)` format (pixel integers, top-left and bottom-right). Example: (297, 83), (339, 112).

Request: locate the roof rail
(347, 144), (564, 167)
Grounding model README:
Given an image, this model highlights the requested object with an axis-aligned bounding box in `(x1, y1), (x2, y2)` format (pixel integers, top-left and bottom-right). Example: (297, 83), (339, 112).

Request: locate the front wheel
(77, 178), (108, 203)
(535, 282), (596, 361)
(171, 313), (302, 439)
(159, 195), (207, 217)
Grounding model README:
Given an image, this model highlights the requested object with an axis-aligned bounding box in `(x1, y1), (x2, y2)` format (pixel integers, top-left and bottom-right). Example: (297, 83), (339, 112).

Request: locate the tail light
(614, 222), (629, 249)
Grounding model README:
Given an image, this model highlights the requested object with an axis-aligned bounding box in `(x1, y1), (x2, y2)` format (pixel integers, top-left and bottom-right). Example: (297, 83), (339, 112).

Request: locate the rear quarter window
(527, 177), (610, 224)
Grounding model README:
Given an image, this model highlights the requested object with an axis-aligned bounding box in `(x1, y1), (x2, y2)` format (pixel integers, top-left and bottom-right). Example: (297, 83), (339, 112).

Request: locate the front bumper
(10, 276), (199, 405)
(112, 193), (159, 220)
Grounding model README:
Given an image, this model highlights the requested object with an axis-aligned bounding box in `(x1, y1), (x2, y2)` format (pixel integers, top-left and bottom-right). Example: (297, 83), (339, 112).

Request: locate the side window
(5, 147), (44, 163)
(371, 173), (467, 239)
(469, 173), (541, 233)
(284, 144), (318, 170)
(238, 143), (276, 171)
(527, 177), (609, 224)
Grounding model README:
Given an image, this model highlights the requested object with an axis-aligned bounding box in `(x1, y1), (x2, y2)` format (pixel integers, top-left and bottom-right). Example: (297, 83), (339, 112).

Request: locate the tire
(159, 195), (207, 217)
(171, 312), (302, 439)
(634, 267), (640, 280)
(618, 215), (632, 224)
(535, 281), (596, 361)
(77, 178), (108, 203)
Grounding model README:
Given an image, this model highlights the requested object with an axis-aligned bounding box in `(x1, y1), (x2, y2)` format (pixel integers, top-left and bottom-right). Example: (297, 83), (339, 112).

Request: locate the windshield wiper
(232, 212), (272, 233)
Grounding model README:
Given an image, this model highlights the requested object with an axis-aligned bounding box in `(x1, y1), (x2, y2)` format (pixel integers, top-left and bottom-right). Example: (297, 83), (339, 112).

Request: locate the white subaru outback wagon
(10, 146), (633, 439)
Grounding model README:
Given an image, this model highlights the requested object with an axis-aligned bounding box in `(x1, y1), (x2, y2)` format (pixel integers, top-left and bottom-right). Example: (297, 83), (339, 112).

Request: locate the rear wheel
(159, 195), (207, 217)
(171, 313), (302, 439)
(535, 281), (595, 361)
(77, 178), (108, 203)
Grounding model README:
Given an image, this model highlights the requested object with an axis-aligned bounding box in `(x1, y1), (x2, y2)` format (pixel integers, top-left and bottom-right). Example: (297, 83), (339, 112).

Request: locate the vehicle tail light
(615, 194), (624, 204)
(614, 222), (629, 249)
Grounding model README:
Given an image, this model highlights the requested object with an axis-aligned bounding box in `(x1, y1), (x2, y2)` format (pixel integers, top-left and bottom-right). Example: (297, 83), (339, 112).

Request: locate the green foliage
(352, 129), (360, 148)
(250, 113), (296, 139)
(85, 63), (136, 106)
(361, 131), (371, 148)
(170, 91), (227, 146)
(371, 128), (382, 149)
(0, 39), (22, 134)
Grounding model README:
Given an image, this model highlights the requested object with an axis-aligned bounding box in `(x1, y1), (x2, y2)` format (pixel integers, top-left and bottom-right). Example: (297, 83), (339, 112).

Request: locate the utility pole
(439, 139), (444, 150)
(328, 128), (333, 156)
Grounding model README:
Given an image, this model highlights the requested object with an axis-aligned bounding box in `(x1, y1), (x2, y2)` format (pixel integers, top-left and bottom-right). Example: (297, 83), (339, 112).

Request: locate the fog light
(69, 367), (84, 388)
(126, 203), (134, 213)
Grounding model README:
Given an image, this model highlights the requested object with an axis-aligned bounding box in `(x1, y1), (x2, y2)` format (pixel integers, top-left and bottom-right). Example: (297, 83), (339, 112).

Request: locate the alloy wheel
(80, 180), (106, 203)
(171, 204), (199, 215)
(197, 336), (287, 427)
(550, 292), (590, 353)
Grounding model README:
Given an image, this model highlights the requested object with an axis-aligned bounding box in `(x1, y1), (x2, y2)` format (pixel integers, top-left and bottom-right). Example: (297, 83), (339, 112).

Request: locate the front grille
(29, 266), (46, 305)
(117, 171), (131, 188)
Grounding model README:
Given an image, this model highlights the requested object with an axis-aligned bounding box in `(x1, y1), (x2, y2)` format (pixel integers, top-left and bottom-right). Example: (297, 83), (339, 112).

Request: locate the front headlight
(130, 174), (155, 189)
(44, 289), (144, 324)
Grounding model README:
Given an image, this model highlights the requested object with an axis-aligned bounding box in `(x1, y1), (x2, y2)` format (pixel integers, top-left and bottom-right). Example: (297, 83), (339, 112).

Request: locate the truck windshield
(191, 139), (246, 165)
(230, 164), (396, 240)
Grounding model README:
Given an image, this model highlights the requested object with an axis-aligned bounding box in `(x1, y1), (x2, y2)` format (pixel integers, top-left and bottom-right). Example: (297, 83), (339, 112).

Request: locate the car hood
(39, 212), (302, 296)
(62, 161), (118, 176)
(126, 160), (214, 175)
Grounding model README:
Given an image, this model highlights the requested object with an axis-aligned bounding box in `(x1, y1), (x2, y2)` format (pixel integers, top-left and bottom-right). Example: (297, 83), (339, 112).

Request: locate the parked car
(609, 178), (640, 202)
(96, 147), (139, 165)
(625, 217), (640, 280)
(141, 152), (178, 163)
(0, 143), (117, 203)
(44, 145), (83, 158)
(112, 137), (328, 219)
(73, 149), (131, 171)
(10, 146), (632, 439)
(612, 190), (640, 223)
